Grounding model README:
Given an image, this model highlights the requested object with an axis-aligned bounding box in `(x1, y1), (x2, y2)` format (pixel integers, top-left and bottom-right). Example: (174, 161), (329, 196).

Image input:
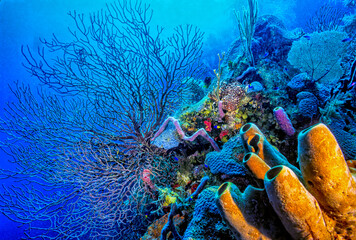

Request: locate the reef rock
(252, 15), (294, 63)
(183, 186), (233, 240)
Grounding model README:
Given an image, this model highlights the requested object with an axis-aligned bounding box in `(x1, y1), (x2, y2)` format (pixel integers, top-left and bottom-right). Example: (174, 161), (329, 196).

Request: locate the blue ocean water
(0, 0), (355, 239)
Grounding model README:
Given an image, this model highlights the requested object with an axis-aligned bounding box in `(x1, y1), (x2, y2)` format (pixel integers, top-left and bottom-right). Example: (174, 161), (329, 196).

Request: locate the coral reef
(141, 10), (356, 239)
(141, 213), (184, 240)
(4, 0), (356, 239)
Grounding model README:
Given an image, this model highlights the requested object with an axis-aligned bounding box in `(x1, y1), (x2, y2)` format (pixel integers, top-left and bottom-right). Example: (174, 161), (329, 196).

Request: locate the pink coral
(204, 120), (212, 132)
(142, 169), (156, 190)
(219, 130), (229, 139)
(151, 117), (221, 152)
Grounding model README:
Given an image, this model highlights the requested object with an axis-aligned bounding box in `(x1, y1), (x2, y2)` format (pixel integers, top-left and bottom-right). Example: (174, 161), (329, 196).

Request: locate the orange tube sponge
(264, 166), (332, 240)
(216, 182), (289, 240)
(298, 123), (356, 236)
(243, 152), (270, 180)
(240, 123), (302, 181)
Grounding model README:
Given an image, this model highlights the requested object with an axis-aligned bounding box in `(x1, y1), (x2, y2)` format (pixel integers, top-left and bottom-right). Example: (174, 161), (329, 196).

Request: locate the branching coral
(319, 91), (352, 123)
(234, 0), (259, 66)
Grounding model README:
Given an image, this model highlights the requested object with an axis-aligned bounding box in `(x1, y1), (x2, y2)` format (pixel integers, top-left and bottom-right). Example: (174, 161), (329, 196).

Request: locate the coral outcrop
(183, 187), (234, 240)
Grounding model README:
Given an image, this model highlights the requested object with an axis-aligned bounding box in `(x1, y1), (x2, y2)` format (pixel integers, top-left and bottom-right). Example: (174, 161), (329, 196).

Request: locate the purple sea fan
(273, 107), (295, 136)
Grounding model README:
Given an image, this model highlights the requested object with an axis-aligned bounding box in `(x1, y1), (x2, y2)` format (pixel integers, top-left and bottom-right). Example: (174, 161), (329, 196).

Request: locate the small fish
(350, 82), (356, 87)
(263, 52), (269, 58)
(203, 77), (212, 88)
(303, 35), (311, 40)
(204, 164), (208, 168)
(273, 86), (279, 91)
(342, 37), (352, 43)
(174, 157), (179, 161)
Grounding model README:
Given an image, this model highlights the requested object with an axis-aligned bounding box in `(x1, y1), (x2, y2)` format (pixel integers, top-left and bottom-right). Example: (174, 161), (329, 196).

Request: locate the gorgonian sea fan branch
(0, 0), (201, 238)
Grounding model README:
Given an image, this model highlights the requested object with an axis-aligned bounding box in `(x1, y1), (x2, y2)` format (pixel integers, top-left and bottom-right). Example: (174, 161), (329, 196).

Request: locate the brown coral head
(220, 82), (246, 111)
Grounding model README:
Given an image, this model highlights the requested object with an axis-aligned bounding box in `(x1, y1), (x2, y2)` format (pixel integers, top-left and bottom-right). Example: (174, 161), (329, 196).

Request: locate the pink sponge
(273, 107), (295, 136)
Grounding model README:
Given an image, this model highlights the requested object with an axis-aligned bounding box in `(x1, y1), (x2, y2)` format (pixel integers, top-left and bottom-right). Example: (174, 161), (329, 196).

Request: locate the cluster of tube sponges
(215, 123), (356, 239)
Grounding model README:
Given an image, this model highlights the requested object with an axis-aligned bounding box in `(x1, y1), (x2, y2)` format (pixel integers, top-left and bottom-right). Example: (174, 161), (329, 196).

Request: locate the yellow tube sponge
(216, 182), (289, 240)
(298, 123), (356, 237)
(240, 123), (303, 181)
(243, 152), (270, 180)
(264, 165), (332, 240)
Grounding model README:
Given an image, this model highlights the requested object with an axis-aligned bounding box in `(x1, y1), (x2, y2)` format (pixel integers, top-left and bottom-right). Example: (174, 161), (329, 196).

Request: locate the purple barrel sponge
(273, 107), (295, 136)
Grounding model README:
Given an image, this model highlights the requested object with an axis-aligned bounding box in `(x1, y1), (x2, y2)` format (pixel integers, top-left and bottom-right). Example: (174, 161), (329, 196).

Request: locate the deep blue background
(0, 0), (327, 238)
